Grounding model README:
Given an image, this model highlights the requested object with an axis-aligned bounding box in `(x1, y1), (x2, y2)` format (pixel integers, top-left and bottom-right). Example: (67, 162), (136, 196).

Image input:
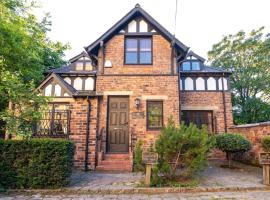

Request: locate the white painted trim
(103, 91), (133, 95)
(142, 95), (168, 100)
(181, 105), (218, 110)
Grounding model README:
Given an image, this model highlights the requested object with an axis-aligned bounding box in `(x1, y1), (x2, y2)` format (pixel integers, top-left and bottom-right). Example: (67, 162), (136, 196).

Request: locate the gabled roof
(180, 65), (231, 74)
(85, 4), (189, 55)
(69, 51), (90, 63)
(47, 65), (97, 75)
(37, 73), (77, 96)
(186, 50), (206, 62)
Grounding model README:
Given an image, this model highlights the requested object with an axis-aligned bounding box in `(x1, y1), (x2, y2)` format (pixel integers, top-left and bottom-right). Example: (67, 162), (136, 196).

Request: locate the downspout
(221, 73), (228, 132)
(84, 96), (91, 171)
(95, 96), (101, 168)
(177, 67), (181, 124)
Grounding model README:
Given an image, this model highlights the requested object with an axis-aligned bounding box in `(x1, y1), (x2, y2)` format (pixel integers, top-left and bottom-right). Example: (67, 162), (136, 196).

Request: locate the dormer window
(181, 61), (201, 71)
(125, 37), (152, 65)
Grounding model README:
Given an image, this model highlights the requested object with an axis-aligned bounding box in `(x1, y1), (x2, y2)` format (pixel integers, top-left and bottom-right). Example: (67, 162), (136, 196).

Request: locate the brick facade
(96, 75), (180, 152)
(181, 91), (233, 133)
(229, 122), (270, 165)
(100, 34), (174, 75)
(34, 8), (235, 171)
(68, 97), (98, 169)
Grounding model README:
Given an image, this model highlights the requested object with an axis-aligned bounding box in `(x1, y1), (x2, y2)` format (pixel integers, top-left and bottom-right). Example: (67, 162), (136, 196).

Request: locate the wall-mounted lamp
(135, 98), (141, 109)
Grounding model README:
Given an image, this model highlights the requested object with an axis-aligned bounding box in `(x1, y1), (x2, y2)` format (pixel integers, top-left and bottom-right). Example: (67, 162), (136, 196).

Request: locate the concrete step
(99, 160), (131, 165)
(96, 164), (132, 172)
(104, 153), (130, 161)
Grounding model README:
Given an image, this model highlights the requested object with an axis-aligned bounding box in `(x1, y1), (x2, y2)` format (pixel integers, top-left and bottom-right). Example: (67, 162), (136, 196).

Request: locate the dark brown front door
(108, 96), (129, 152)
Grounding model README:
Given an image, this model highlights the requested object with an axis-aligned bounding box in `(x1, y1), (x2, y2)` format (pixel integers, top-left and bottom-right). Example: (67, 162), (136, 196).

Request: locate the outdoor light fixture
(135, 98), (141, 109)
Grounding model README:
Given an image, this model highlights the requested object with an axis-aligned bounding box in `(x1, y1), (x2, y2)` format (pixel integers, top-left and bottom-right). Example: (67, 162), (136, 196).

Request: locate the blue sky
(35, 0), (270, 60)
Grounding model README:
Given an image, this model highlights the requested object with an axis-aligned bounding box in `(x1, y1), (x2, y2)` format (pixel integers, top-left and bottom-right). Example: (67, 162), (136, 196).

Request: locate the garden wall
(228, 121), (270, 165)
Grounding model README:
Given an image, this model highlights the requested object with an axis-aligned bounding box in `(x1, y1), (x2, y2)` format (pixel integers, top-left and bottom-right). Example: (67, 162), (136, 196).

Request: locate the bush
(0, 138), (74, 189)
(261, 136), (270, 152)
(216, 133), (251, 167)
(134, 139), (144, 172)
(152, 118), (214, 186)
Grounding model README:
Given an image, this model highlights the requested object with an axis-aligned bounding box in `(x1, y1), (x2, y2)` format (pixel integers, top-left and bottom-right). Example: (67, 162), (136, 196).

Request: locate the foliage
(208, 27), (270, 124)
(0, 0), (69, 134)
(261, 136), (270, 152)
(0, 138), (74, 189)
(233, 97), (270, 124)
(151, 118), (214, 186)
(0, 0), (69, 82)
(0, 66), (49, 138)
(215, 133), (251, 167)
(134, 139), (144, 172)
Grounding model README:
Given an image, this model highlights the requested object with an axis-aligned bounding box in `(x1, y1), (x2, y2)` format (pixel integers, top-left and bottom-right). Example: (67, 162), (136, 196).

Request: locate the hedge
(0, 138), (74, 189)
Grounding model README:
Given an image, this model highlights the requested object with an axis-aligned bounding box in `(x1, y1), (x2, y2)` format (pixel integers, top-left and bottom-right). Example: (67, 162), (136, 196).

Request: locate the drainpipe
(94, 96), (101, 168)
(84, 96), (91, 171)
(221, 73), (228, 132)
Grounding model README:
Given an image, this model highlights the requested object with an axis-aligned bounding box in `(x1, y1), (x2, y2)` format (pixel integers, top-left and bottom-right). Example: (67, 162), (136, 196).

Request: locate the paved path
(69, 160), (264, 191)
(1, 190), (270, 199)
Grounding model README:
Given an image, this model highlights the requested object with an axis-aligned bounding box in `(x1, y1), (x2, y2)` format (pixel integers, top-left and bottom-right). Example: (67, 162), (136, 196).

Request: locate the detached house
(36, 4), (233, 171)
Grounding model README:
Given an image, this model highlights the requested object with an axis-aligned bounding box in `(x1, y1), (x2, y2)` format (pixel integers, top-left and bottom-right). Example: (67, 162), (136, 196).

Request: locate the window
(147, 101), (163, 130)
(192, 62), (200, 70)
(182, 62), (191, 71)
(181, 61), (201, 71)
(181, 110), (214, 133)
(125, 37), (152, 64)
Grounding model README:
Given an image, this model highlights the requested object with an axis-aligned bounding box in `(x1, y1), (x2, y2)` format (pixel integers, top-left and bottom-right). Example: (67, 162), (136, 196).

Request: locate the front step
(96, 153), (132, 172)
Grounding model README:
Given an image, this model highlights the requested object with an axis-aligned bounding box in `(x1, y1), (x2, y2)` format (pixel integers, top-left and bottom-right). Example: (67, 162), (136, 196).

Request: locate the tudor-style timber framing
(34, 4), (234, 171)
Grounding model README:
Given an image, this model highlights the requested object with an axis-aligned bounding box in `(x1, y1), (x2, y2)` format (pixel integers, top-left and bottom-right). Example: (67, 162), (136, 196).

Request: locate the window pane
(126, 39), (137, 51)
(192, 62), (200, 70)
(126, 52), (137, 64)
(140, 52), (151, 64)
(140, 39), (151, 51)
(182, 62), (191, 70)
(147, 101), (163, 129)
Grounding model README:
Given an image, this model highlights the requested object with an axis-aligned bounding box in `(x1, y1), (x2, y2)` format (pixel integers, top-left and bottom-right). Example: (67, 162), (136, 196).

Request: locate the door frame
(106, 95), (130, 153)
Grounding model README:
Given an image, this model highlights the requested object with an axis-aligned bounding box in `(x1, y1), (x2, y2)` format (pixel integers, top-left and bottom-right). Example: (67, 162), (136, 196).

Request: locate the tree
(0, 63), (49, 138)
(208, 27), (270, 124)
(0, 0), (69, 136)
(152, 118), (214, 185)
(215, 133), (251, 168)
(0, 0), (69, 82)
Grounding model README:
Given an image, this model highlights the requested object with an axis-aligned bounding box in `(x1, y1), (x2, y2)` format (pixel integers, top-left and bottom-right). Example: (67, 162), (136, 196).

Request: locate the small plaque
(142, 152), (158, 164)
(131, 112), (145, 119)
(259, 152), (270, 165)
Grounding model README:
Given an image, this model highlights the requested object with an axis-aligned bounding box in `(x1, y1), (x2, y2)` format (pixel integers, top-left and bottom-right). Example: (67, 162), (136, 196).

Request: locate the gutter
(84, 96), (92, 171)
(221, 73), (228, 132)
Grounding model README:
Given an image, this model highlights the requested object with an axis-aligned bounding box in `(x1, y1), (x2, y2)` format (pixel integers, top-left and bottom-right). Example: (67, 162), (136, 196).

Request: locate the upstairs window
(125, 37), (152, 64)
(181, 61), (201, 71)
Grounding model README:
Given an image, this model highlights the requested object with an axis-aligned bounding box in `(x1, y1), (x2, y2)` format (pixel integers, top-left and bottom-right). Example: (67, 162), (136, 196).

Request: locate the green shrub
(216, 133), (251, 167)
(261, 136), (270, 152)
(0, 138), (74, 189)
(152, 118), (214, 186)
(134, 139), (144, 172)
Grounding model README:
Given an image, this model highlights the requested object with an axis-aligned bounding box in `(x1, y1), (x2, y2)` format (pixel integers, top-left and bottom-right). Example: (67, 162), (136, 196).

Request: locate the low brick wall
(228, 122), (270, 165)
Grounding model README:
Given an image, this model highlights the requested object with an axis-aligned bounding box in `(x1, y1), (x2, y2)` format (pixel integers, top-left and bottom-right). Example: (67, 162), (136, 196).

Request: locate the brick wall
(69, 97), (98, 169)
(229, 122), (270, 164)
(99, 34), (174, 75)
(180, 91), (233, 133)
(96, 75), (180, 150)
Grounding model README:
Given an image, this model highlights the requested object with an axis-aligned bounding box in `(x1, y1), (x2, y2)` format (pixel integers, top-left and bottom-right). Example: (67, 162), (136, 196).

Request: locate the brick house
(36, 4), (233, 171)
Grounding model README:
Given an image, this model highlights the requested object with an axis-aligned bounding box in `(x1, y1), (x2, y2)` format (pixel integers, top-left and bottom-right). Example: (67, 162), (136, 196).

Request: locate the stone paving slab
(2, 190), (270, 200)
(68, 160), (265, 191)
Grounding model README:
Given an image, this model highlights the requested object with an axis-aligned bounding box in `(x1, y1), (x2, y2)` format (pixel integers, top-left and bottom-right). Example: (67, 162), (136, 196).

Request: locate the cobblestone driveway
(1, 191), (270, 199)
